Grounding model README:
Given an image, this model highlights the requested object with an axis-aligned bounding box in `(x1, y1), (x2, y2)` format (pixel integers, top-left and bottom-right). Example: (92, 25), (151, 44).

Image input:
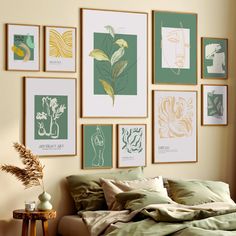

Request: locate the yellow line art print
(49, 29), (73, 58)
(158, 96), (193, 138)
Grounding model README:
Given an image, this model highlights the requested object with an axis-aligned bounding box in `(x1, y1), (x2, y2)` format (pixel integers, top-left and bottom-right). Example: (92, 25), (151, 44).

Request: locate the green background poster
(83, 125), (112, 168)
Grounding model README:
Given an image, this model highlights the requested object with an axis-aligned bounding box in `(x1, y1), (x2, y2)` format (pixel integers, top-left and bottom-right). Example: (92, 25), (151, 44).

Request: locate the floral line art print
(158, 96), (193, 138)
(35, 96), (67, 140)
(121, 128), (143, 154)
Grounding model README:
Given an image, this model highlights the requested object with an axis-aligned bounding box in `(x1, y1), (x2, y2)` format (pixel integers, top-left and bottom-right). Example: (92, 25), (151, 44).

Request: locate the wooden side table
(13, 209), (56, 236)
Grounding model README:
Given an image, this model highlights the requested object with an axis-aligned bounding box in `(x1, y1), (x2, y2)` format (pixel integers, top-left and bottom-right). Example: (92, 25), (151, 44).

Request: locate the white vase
(37, 191), (53, 211)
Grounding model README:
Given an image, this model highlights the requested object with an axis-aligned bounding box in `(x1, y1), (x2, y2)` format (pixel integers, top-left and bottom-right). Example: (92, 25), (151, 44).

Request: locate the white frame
(81, 8), (148, 118)
(24, 77), (77, 156)
(153, 90), (197, 163)
(6, 24), (40, 71)
(117, 124), (146, 168)
(44, 26), (76, 72)
(201, 85), (228, 126)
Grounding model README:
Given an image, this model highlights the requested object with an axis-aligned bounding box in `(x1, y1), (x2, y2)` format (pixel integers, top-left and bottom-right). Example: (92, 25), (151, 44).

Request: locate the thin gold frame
(44, 25), (77, 73)
(6, 23), (40, 71)
(23, 76), (77, 157)
(82, 124), (113, 169)
(80, 8), (148, 118)
(117, 124), (147, 168)
(152, 90), (198, 164)
(201, 84), (228, 126)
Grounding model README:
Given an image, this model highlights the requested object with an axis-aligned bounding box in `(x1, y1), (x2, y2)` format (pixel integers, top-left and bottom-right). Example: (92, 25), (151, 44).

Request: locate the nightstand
(13, 209), (56, 236)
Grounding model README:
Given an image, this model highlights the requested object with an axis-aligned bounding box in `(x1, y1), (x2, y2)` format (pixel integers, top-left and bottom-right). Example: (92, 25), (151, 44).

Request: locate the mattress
(58, 215), (90, 236)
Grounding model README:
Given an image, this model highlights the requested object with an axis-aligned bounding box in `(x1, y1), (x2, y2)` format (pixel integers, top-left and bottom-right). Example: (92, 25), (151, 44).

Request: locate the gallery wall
(0, 0), (236, 235)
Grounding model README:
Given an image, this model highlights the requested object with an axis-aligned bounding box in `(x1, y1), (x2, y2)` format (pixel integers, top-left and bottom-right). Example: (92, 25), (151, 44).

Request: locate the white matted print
(24, 77), (77, 156)
(81, 9), (147, 117)
(201, 85), (228, 126)
(117, 124), (146, 168)
(6, 24), (40, 71)
(153, 90), (197, 163)
(44, 26), (76, 72)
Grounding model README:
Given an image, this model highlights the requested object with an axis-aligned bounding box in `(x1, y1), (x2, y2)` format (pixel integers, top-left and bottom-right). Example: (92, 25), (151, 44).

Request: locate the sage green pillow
(116, 189), (173, 211)
(66, 167), (144, 211)
(168, 179), (235, 206)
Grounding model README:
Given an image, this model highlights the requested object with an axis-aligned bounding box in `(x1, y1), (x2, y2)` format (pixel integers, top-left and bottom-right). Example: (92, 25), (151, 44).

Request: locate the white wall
(0, 0), (236, 235)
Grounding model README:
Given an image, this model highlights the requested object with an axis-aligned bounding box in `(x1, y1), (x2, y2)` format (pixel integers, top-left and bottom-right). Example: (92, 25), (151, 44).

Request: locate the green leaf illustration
(112, 60), (128, 79)
(99, 79), (115, 105)
(115, 39), (128, 48)
(207, 92), (223, 117)
(111, 47), (124, 66)
(105, 25), (115, 39)
(26, 34), (35, 49)
(89, 49), (110, 61)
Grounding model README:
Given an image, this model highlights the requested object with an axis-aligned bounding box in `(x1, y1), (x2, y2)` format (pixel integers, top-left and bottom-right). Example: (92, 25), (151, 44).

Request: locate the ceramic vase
(37, 191), (52, 211)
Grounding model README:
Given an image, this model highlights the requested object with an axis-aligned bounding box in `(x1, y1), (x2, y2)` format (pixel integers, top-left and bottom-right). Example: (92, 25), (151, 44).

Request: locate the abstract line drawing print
(12, 34), (35, 62)
(89, 25), (137, 106)
(35, 96), (67, 140)
(205, 44), (225, 74)
(161, 21), (190, 75)
(207, 91), (223, 119)
(49, 29), (73, 58)
(91, 126), (105, 167)
(158, 96), (193, 138)
(121, 128), (143, 154)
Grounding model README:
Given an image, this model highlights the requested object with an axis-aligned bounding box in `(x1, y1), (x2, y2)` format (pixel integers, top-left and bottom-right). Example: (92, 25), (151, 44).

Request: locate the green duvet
(82, 202), (236, 236)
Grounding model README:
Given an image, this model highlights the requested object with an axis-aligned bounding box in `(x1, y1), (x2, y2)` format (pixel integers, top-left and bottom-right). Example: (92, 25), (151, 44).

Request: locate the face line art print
(35, 96), (67, 139)
(89, 25), (137, 106)
(158, 96), (193, 138)
(121, 127), (143, 154)
(161, 21), (190, 76)
(205, 43), (225, 74)
(91, 126), (105, 167)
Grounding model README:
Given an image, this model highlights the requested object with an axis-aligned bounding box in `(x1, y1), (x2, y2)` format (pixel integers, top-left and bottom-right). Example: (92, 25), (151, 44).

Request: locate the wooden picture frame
(44, 26), (77, 72)
(117, 124), (146, 168)
(201, 84), (228, 126)
(152, 11), (197, 85)
(153, 90), (197, 163)
(24, 77), (77, 156)
(82, 124), (113, 169)
(6, 23), (40, 71)
(201, 37), (228, 79)
(80, 8), (148, 118)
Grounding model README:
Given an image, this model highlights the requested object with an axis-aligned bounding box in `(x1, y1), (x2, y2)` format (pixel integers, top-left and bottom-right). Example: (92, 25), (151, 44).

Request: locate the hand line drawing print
(36, 96), (66, 139)
(205, 44), (225, 74)
(91, 126), (105, 167)
(49, 29), (73, 58)
(158, 96), (193, 138)
(121, 128), (143, 153)
(161, 21), (190, 75)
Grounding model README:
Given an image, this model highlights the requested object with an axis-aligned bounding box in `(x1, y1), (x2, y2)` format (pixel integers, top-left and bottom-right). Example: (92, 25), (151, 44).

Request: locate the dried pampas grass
(0, 143), (45, 190)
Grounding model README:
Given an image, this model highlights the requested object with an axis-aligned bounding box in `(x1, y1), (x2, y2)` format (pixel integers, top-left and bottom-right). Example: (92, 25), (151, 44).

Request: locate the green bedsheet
(82, 202), (236, 236)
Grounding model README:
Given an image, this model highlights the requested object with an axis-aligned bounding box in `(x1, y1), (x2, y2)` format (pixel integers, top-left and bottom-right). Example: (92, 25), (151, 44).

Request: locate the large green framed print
(81, 8), (147, 117)
(152, 11), (197, 84)
(24, 77), (77, 156)
(82, 124), (113, 169)
(201, 38), (228, 79)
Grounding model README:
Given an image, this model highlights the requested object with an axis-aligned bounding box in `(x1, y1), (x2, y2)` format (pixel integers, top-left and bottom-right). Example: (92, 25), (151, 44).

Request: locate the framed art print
(82, 124), (113, 169)
(117, 124), (146, 168)
(6, 24), (40, 71)
(152, 11), (197, 84)
(201, 37), (228, 79)
(44, 26), (76, 72)
(81, 8), (147, 117)
(153, 90), (197, 163)
(201, 85), (228, 126)
(24, 77), (77, 156)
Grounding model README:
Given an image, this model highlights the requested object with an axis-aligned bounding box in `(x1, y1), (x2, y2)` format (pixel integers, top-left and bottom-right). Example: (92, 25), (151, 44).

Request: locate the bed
(58, 167), (236, 236)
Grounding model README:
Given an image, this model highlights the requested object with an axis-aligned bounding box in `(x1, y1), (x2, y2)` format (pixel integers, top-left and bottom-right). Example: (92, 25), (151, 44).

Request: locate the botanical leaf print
(89, 49), (110, 61)
(111, 47), (124, 65)
(115, 39), (128, 48)
(207, 91), (223, 118)
(158, 96), (193, 138)
(112, 60), (128, 79)
(99, 79), (114, 105)
(105, 25), (115, 39)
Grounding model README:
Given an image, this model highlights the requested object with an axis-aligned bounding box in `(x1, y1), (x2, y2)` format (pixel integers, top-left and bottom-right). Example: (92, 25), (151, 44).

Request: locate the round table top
(13, 209), (56, 220)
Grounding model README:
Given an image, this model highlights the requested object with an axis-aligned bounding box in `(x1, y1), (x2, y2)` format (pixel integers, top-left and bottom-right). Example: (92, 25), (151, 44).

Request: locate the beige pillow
(100, 177), (167, 210)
